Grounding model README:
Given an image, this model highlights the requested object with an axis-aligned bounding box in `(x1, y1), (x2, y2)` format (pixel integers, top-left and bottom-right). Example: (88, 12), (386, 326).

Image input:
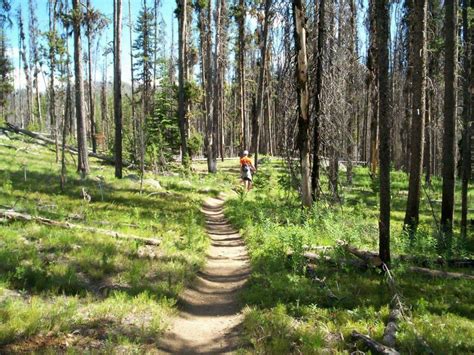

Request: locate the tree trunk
(253, 0), (271, 170)
(204, 1), (215, 173)
(48, 0), (58, 162)
(18, 7), (32, 128)
(128, 0), (137, 160)
(177, 0), (189, 167)
(460, 0), (470, 238)
(114, 0), (123, 178)
(237, 0), (246, 150)
(376, 0), (391, 263)
(368, 0), (378, 177)
(87, 0), (97, 154)
(311, 0), (324, 199)
(293, 0), (312, 208)
(404, 0), (428, 232)
(440, 0), (457, 237)
(73, 0), (90, 176)
(424, 85), (431, 184)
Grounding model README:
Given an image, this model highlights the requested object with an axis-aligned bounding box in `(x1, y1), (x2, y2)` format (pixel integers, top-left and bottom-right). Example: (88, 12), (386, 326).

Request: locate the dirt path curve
(157, 195), (250, 354)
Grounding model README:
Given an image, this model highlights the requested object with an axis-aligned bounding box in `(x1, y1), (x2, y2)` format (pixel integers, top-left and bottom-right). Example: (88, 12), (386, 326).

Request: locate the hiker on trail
(240, 150), (256, 191)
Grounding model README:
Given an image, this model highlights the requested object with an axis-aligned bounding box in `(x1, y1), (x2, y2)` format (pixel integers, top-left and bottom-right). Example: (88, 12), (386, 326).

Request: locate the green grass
(0, 133), (234, 352)
(226, 161), (474, 354)
(1, 132), (473, 353)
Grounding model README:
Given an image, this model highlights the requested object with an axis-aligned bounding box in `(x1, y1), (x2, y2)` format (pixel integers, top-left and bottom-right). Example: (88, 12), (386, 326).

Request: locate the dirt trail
(157, 196), (250, 354)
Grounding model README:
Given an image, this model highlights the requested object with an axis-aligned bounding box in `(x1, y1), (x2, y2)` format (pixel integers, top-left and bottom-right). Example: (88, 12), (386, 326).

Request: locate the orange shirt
(240, 156), (252, 167)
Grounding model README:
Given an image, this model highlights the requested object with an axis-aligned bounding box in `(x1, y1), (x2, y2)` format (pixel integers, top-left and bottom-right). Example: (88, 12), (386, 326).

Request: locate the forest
(0, 0), (473, 353)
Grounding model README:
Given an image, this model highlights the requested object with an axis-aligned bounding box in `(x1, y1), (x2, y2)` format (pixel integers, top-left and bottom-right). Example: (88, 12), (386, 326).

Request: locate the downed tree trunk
(352, 331), (400, 355)
(340, 242), (382, 267)
(398, 255), (474, 268)
(380, 263), (404, 348)
(0, 210), (161, 246)
(2, 123), (131, 166)
(382, 306), (402, 348)
(409, 266), (474, 280)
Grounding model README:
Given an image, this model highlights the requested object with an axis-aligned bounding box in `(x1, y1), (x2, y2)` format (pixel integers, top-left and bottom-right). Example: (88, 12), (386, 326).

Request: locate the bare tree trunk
(204, 1), (216, 173)
(424, 85), (432, 184)
(48, 0), (58, 162)
(368, 0), (378, 177)
(440, 0), (457, 237)
(237, 0), (246, 150)
(86, 0), (97, 153)
(73, 0), (90, 176)
(460, 0), (470, 238)
(253, 0), (271, 170)
(128, 0), (136, 160)
(293, 0), (312, 208)
(18, 7), (32, 128)
(113, 0), (123, 178)
(404, 0), (428, 232)
(60, 37), (72, 192)
(177, 0), (189, 166)
(311, 0), (324, 199)
(376, 0), (391, 263)
(346, 0), (357, 185)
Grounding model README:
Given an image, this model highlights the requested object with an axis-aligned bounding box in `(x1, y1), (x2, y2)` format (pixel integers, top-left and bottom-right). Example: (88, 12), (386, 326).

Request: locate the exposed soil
(157, 196), (250, 354)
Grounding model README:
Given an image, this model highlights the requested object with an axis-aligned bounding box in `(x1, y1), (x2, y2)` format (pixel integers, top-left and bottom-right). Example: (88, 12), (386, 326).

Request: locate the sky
(6, 0), (178, 91)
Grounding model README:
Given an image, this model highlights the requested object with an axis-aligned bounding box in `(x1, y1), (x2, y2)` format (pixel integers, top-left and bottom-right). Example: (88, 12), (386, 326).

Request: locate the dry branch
(351, 331), (400, 355)
(0, 210), (161, 246)
(409, 266), (474, 280)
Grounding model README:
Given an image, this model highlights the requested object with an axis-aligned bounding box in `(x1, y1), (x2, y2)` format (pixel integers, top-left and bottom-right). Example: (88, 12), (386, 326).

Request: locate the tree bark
(404, 0), (428, 231)
(204, 0), (215, 173)
(86, 0), (97, 154)
(48, 0), (58, 162)
(376, 0), (391, 263)
(113, 0), (123, 178)
(351, 331), (400, 355)
(460, 0), (470, 238)
(293, 0), (312, 208)
(311, 0), (325, 199)
(128, 0), (137, 161)
(73, 0), (90, 176)
(253, 0), (271, 170)
(368, 0), (378, 177)
(237, 0), (246, 150)
(440, 0), (457, 237)
(177, 0), (189, 166)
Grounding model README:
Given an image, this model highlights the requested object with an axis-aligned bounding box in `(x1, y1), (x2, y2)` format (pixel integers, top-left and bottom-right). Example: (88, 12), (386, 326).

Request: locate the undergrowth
(226, 162), (474, 354)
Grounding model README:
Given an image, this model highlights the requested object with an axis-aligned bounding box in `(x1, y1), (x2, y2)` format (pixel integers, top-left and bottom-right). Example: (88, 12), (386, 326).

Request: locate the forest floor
(1, 129), (474, 353)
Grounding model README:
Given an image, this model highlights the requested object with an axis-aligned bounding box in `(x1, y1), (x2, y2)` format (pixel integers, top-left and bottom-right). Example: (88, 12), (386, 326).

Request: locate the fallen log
(2, 123), (130, 166)
(0, 210), (161, 246)
(408, 266), (474, 280)
(380, 263), (404, 348)
(398, 255), (474, 268)
(339, 242), (382, 267)
(351, 331), (400, 355)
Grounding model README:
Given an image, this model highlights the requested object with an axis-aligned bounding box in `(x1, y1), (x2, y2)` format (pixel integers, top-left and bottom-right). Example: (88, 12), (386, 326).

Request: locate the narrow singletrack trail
(157, 195), (250, 354)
